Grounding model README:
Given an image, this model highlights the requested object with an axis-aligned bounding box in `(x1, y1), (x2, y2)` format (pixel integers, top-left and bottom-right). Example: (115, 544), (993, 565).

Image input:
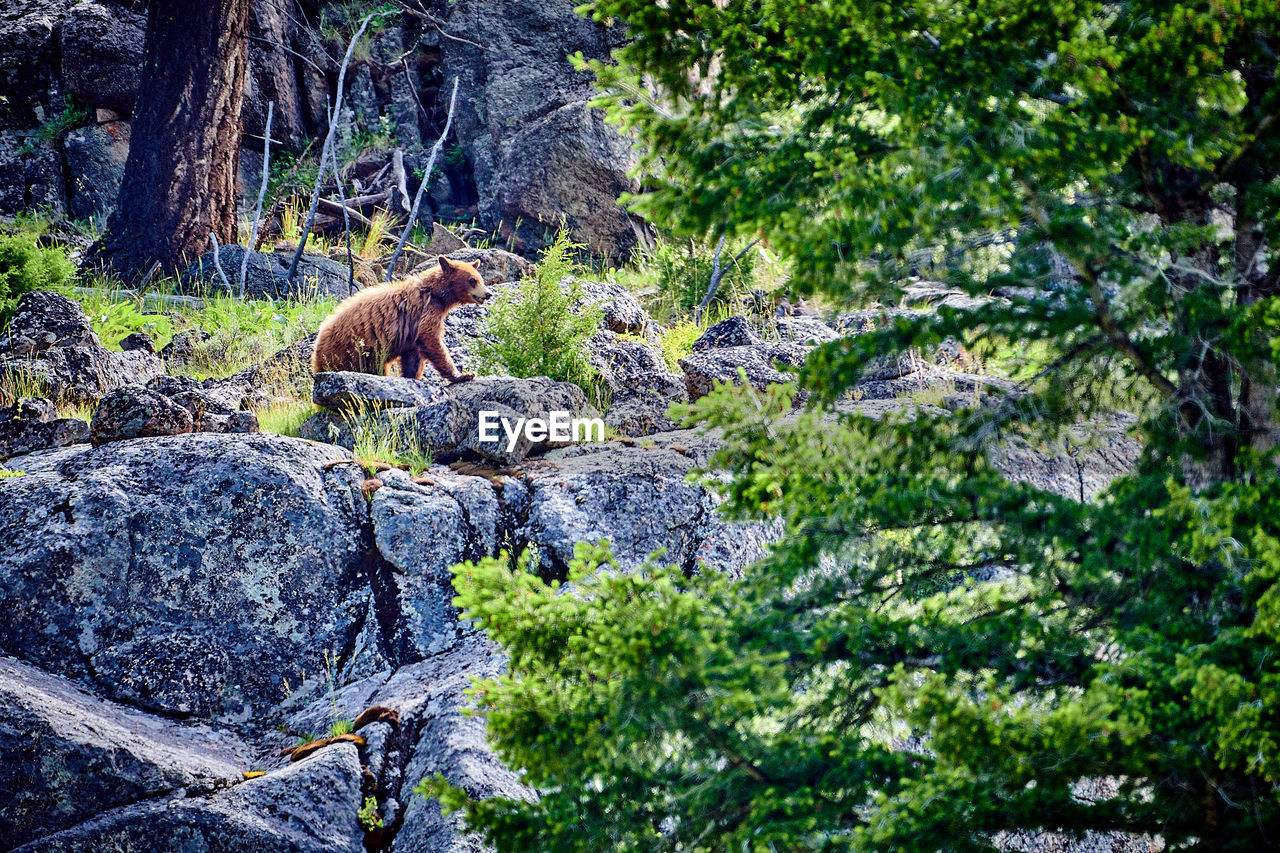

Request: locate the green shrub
(475, 230), (604, 400)
(0, 231), (75, 322)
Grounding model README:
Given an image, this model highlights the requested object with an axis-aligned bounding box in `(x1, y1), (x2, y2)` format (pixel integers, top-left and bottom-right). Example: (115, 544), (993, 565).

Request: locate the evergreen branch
(1024, 193), (1177, 398)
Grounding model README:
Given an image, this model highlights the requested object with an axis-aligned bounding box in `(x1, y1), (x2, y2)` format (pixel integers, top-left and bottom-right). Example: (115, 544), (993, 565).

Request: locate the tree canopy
(427, 1), (1280, 850)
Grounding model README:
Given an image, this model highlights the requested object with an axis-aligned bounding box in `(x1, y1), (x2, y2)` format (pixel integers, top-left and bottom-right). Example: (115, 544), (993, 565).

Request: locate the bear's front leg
(419, 339), (473, 383)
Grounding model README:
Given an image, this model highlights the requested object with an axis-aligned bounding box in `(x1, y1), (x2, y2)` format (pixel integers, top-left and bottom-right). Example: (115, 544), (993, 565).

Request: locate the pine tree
(427, 2), (1280, 849)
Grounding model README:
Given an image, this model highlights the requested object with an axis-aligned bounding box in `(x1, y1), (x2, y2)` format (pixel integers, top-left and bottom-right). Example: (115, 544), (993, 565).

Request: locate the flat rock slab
(13, 744), (365, 853)
(0, 656), (250, 848)
(0, 433), (368, 720)
(312, 371), (447, 412)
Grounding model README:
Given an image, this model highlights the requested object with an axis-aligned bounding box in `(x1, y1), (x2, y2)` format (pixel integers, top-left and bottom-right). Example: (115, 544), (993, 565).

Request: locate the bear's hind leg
(399, 349), (424, 380)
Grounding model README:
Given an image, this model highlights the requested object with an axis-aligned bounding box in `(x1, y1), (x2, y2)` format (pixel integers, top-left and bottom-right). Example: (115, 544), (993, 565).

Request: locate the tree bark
(86, 0), (250, 282)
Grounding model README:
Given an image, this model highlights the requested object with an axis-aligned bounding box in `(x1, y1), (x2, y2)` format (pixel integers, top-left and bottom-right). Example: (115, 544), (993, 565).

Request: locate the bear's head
(433, 256), (491, 307)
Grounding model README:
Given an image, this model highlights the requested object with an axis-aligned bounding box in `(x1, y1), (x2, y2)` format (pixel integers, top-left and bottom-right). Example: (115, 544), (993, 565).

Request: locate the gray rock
(59, 1), (144, 114)
(370, 470), (494, 660)
(14, 743), (366, 853)
(147, 374), (247, 414)
(0, 434), (368, 719)
(313, 371), (447, 413)
(301, 374), (593, 465)
(0, 1), (72, 129)
(0, 397), (87, 458)
(691, 315), (762, 352)
(987, 413), (1141, 502)
(169, 388), (259, 434)
(428, 222), (468, 255)
(605, 390), (681, 437)
(428, 247), (534, 285)
(89, 385), (194, 446)
(280, 633), (528, 853)
(185, 245), (358, 301)
(523, 433), (722, 572)
(834, 307), (919, 335)
(774, 315), (839, 346)
(0, 291), (164, 404)
(679, 343), (809, 401)
(159, 328), (211, 363)
(407, 398), (476, 457)
(0, 656), (250, 848)
(447, 375), (593, 426)
(384, 635), (530, 853)
(437, 0), (645, 261)
(118, 331), (155, 354)
(462, 400), (535, 465)
(588, 330), (678, 396)
(0, 133), (67, 218)
(577, 279), (650, 334)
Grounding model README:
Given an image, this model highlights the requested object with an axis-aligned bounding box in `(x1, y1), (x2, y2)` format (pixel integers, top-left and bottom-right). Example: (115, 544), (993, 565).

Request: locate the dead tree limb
(387, 77), (459, 281)
(209, 232), (232, 293)
(326, 99), (357, 295)
(389, 149), (412, 215)
(317, 198), (375, 229)
(287, 10), (390, 283)
(696, 235), (761, 322)
(240, 100), (274, 299)
(395, 1), (486, 49)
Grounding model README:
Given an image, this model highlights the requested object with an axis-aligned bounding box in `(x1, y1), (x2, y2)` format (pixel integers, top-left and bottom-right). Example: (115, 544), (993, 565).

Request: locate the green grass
(346, 404), (433, 475)
(253, 399), (316, 437)
(0, 469), (24, 479)
(329, 718), (355, 737)
(0, 363), (52, 406)
(65, 280), (335, 381)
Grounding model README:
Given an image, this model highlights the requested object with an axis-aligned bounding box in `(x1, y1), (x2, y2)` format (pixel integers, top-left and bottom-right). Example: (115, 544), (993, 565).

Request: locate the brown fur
(310, 256), (491, 382)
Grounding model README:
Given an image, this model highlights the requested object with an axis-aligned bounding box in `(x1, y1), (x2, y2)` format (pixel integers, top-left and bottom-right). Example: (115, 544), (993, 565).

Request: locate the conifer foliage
(429, 2), (1280, 850)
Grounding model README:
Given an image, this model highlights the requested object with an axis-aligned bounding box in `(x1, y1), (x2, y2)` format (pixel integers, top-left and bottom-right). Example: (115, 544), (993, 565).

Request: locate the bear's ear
(438, 256), (454, 272)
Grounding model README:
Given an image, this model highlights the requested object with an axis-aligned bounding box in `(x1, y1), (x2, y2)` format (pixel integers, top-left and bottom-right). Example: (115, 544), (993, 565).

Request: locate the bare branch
(208, 232), (232, 293)
(240, 100), (274, 299)
(1023, 192), (1177, 398)
(696, 234), (761, 322)
(395, 1), (486, 49)
(288, 10), (393, 283)
(326, 99), (357, 295)
(388, 76), (460, 281)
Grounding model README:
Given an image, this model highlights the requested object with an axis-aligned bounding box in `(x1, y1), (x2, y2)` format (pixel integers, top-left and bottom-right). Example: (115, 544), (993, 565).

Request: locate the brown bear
(310, 256), (491, 382)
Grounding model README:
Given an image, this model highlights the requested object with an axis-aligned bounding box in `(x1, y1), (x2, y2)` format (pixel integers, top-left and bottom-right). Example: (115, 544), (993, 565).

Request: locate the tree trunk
(86, 0), (250, 282)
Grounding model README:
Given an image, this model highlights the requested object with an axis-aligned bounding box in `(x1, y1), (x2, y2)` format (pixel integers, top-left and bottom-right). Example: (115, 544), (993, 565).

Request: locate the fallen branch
(68, 285), (204, 311)
(240, 100), (274, 299)
(287, 10), (392, 283)
(388, 77), (460, 281)
(317, 197), (375, 229)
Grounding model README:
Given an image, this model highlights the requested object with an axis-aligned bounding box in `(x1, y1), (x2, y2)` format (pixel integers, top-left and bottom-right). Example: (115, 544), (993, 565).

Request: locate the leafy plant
(0, 230), (75, 322)
(0, 469), (25, 479)
(358, 796), (384, 832)
(474, 229), (605, 403)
